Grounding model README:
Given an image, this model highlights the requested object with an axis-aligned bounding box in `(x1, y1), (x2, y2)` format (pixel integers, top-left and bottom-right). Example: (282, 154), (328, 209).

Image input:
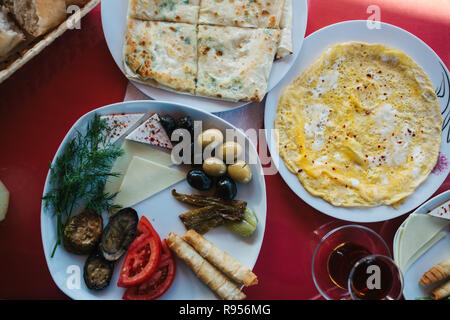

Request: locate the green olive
(228, 160), (252, 184)
(197, 129), (223, 149)
(202, 157), (227, 177)
(221, 141), (243, 163)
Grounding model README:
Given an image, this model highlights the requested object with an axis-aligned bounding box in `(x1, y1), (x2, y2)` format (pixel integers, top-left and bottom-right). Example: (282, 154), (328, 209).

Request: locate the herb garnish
(42, 114), (124, 258)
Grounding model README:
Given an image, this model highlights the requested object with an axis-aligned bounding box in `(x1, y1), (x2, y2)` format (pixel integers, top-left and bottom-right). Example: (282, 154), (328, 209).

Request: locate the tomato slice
(117, 217), (161, 288)
(136, 216), (158, 237)
(123, 239), (176, 300)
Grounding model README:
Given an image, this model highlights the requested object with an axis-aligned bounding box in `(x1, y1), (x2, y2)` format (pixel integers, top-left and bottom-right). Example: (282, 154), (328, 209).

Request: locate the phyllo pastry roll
(167, 232), (246, 300)
(419, 258), (450, 286)
(431, 280), (450, 300)
(182, 229), (258, 287)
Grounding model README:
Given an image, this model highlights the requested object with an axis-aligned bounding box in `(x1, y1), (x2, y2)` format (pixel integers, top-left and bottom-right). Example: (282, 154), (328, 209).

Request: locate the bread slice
(65, 0), (90, 7)
(0, 6), (24, 60)
(5, 0), (66, 37)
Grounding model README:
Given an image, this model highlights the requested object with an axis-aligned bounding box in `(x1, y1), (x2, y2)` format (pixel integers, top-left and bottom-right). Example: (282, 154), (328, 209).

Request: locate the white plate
(41, 101), (267, 300)
(101, 0), (308, 113)
(265, 20), (450, 222)
(393, 190), (450, 300)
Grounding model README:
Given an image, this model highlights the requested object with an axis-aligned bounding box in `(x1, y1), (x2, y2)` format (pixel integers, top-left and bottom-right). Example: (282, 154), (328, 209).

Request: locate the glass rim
(347, 254), (404, 300)
(311, 224), (392, 300)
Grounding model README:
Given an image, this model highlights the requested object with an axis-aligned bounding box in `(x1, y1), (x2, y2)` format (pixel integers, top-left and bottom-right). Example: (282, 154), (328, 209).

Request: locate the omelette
(275, 42), (442, 207)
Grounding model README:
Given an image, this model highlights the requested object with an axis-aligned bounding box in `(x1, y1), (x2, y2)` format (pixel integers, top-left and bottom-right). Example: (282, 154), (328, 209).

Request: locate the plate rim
(264, 20), (450, 223)
(100, 0), (309, 113)
(40, 100), (267, 300)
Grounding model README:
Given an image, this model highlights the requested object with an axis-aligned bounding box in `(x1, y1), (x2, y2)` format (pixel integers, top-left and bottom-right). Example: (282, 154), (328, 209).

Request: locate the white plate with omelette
(41, 100), (267, 300)
(265, 21), (450, 222)
(101, 0), (308, 113)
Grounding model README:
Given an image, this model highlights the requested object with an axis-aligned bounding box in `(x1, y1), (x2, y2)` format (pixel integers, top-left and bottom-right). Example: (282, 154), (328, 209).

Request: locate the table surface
(0, 0), (449, 300)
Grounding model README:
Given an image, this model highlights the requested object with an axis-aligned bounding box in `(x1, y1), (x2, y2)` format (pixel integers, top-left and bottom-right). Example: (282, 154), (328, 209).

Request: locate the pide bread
(129, 0), (200, 24)
(65, 0), (89, 7)
(196, 25), (280, 102)
(122, 0), (293, 102)
(5, 0), (66, 37)
(0, 6), (24, 59)
(123, 19), (198, 95)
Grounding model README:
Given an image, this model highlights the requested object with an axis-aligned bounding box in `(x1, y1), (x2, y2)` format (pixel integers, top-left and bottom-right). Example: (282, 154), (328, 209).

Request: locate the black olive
(187, 169), (212, 191)
(99, 207), (138, 262)
(160, 115), (176, 138)
(215, 176), (237, 200)
(176, 116), (194, 136)
(63, 209), (103, 255)
(84, 252), (114, 290)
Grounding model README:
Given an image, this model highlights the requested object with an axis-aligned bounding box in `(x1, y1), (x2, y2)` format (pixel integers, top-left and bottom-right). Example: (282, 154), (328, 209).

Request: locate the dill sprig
(42, 114), (124, 258)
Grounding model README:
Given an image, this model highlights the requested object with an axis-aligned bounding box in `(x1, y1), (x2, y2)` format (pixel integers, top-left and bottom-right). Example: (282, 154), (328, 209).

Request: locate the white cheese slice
(398, 213), (450, 272)
(126, 114), (173, 149)
(402, 232), (446, 272)
(427, 199), (450, 220)
(113, 156), (186, 208)
(100, 113), (146, 144)
(104, 140), (174, 197)
(0, 179), (9, 221)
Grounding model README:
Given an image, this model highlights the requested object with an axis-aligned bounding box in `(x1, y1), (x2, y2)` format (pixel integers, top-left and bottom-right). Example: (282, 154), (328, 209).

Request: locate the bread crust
(0, 6), (25, 59)
(6, 0), (66, 37)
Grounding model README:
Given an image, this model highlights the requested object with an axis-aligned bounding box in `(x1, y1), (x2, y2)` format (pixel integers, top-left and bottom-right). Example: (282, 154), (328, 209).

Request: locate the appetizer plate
(393, 190), (450, 300)
(265, 20), (450, 222)
(41, 101), (267, 300)
(101, 0), (308, 113)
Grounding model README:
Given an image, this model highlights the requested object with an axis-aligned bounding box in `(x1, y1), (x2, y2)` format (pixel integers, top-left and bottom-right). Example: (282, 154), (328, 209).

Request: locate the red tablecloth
(0, 0), (448, 299)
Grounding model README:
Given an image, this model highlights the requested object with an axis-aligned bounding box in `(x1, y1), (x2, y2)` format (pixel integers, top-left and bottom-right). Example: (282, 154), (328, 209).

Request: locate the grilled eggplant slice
(84, 252), (114, 290)
(63, 209), (103, 255)
(99, 207), (138, 262)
